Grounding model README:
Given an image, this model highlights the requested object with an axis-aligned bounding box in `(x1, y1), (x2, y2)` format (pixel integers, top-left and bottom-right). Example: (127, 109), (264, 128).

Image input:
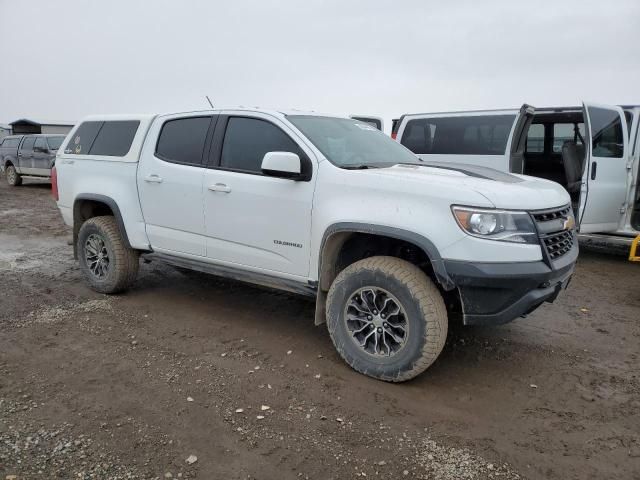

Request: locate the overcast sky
(1, 0), (639, 131)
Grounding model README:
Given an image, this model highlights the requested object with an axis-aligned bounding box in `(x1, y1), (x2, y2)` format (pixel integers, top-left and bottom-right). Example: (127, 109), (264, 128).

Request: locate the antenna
(205, 96), (214, 108)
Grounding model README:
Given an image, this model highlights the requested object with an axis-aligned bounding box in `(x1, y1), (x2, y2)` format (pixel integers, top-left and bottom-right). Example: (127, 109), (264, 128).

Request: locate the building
(10, 119), (74, 135)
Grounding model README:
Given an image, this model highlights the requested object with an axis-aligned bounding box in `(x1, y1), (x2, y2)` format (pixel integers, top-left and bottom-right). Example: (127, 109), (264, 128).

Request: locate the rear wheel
(77, 216), (139, 293)
(6, 165), (22, 186)
(326, 256), (448, 382)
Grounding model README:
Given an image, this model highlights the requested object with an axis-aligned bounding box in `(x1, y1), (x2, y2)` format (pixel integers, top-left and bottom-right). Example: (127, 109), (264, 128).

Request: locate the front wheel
(5, 165), (22, 186)
(326, 256), (448, 382)
(77, 216), (139, 294)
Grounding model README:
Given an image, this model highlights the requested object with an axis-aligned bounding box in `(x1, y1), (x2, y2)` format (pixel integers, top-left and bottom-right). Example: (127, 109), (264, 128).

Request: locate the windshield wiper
(342, 164), (379, 170)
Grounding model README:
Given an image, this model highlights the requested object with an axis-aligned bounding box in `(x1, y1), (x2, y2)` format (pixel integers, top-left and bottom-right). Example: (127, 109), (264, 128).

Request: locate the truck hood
(363, 162), (570, 210)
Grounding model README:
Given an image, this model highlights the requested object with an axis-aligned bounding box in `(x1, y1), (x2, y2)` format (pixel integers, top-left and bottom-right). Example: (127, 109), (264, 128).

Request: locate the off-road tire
(326, 256), (448, 382)
(6, 165), (22, 186)
(77, 216), (139, 294)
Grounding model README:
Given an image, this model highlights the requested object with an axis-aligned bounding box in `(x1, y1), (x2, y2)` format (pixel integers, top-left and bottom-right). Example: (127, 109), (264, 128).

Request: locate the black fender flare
(313, 222), (455, 326)
(72, 194), (132, 256)
(319, 222), (454, 290)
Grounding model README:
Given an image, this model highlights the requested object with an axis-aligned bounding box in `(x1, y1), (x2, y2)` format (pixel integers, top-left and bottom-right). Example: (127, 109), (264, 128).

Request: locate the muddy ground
(0, 177), (638, 480)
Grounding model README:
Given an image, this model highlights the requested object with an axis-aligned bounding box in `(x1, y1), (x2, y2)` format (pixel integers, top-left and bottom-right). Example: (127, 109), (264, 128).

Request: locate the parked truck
(0, 134), (66, 185)
(53, 109), (578, 381)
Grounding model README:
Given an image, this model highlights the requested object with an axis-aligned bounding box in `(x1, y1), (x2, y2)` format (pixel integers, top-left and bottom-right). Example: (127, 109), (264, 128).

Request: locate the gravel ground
(0, 177), (639, 479)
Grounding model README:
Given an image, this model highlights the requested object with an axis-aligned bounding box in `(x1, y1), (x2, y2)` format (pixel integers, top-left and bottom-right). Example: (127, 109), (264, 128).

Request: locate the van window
(155, 116), (212, 165)
(351, 117), (382, 130)
(89, 121), (139, 157)
(526, 124), (544, 153)
(553, 123), (584, 153)
(65, 122), (102, 155)
(589, 108), (624, 158)
(400, 115), (516, 155)
(20, 137), (36, 152)
(221, 117), (301, 174)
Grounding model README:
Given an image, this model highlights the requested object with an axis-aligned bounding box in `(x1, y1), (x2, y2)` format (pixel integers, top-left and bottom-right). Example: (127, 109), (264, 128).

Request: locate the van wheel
(77, 216), (139, 294)
(326, 256), (448, 382)
(6, 165), (22, 186)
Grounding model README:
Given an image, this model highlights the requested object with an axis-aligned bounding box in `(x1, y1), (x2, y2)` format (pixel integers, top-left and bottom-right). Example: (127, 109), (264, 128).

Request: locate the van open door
(508, 104), (535, 174)
(577, 102), (629, 233)
(350, 115), (384, 132)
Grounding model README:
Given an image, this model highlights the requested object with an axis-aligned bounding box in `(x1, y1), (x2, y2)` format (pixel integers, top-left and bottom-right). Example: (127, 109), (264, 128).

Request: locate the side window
(89, 121), (139, 157)
(20, 137), (36, 152)
(401, 115), (516, 155)
(220, 117), (301, 173)
(4, 138), (20, 148)
(553, 123), (584, 153)
(589, 107), (624, 158)
(46, 136), (64, 150)
(155, 116), (212, 165)
(34, 137), (47, 151)
(400, 119), (436, 154)
(526, 124), (544, 153)
(65, 122), (102, 155)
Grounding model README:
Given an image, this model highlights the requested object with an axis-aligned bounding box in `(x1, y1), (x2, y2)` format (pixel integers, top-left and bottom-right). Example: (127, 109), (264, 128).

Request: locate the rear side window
(65, 122), (103, 154)
(220, 117), (301, 174)
(155, 116), (212, 165)
(553, 123), (584, 153)
(89, 121), (139, 156)
(589, 108), (624, 158)
(20, 137), (36, 152)
(65, 121), (139, 156)
(526, 124), (544, 153)
(401, 115), (516, 155)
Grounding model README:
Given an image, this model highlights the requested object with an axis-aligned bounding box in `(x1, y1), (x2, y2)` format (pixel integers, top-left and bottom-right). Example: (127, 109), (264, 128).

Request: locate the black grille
(541, 230), (574, 260)
(532, 205), (572, 223)
(532, 205), (575, 261)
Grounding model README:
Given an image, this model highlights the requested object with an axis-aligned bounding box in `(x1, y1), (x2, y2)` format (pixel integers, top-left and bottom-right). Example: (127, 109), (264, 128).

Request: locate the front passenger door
(32, 137), (50, 175)
(18, 136), (35, 174)
(203, 113), (316, 278)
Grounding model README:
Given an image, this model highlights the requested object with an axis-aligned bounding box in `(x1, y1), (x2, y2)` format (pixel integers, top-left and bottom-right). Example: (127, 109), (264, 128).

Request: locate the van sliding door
(577, 102), (629, 233)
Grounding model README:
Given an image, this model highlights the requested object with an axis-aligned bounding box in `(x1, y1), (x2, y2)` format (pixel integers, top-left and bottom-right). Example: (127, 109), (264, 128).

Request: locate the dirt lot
(1, 178), (639, 480)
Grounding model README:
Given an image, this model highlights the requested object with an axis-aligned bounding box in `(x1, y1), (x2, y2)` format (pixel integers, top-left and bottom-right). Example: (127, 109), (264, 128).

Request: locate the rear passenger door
(18, 136), (35, 174)
(577, 102), (629, 233)
(137, 114), (216, 256)
(202, 112), (316, 278)
(396, 112), (518, 171)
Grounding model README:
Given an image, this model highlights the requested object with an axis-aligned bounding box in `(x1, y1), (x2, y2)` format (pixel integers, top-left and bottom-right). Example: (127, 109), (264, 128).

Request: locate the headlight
(451, 206), (538, 244)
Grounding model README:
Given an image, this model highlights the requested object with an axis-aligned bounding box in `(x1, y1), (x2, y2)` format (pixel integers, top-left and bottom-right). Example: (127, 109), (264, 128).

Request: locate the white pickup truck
(54, 109), (578, 382)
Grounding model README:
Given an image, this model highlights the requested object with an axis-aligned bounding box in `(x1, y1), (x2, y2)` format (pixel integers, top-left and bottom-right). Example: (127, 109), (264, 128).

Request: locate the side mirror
(261, 151), (302, 179)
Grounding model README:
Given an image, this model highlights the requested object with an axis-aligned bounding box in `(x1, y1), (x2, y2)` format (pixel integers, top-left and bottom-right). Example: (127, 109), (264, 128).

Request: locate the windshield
(287, 115), (420, 168)
(47, 136), (64, 150)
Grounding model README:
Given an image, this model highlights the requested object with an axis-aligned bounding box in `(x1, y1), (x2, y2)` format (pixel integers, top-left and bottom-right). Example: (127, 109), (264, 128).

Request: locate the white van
(394, 103), (640, 245)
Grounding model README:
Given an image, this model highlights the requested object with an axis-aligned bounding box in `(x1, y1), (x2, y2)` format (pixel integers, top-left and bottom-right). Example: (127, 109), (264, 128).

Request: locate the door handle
(144, 174), (163, 183)
(208, 183), (231, 193)
(590, 161), (597, 180)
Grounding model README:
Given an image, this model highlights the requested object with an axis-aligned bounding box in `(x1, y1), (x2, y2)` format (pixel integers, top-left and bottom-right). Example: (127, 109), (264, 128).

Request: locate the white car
(394, 102), (640, 249)
(53, 108), (577, 382)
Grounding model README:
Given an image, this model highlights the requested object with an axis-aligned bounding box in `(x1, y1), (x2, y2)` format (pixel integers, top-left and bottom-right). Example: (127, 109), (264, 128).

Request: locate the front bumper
(443, 244), (577, 326)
